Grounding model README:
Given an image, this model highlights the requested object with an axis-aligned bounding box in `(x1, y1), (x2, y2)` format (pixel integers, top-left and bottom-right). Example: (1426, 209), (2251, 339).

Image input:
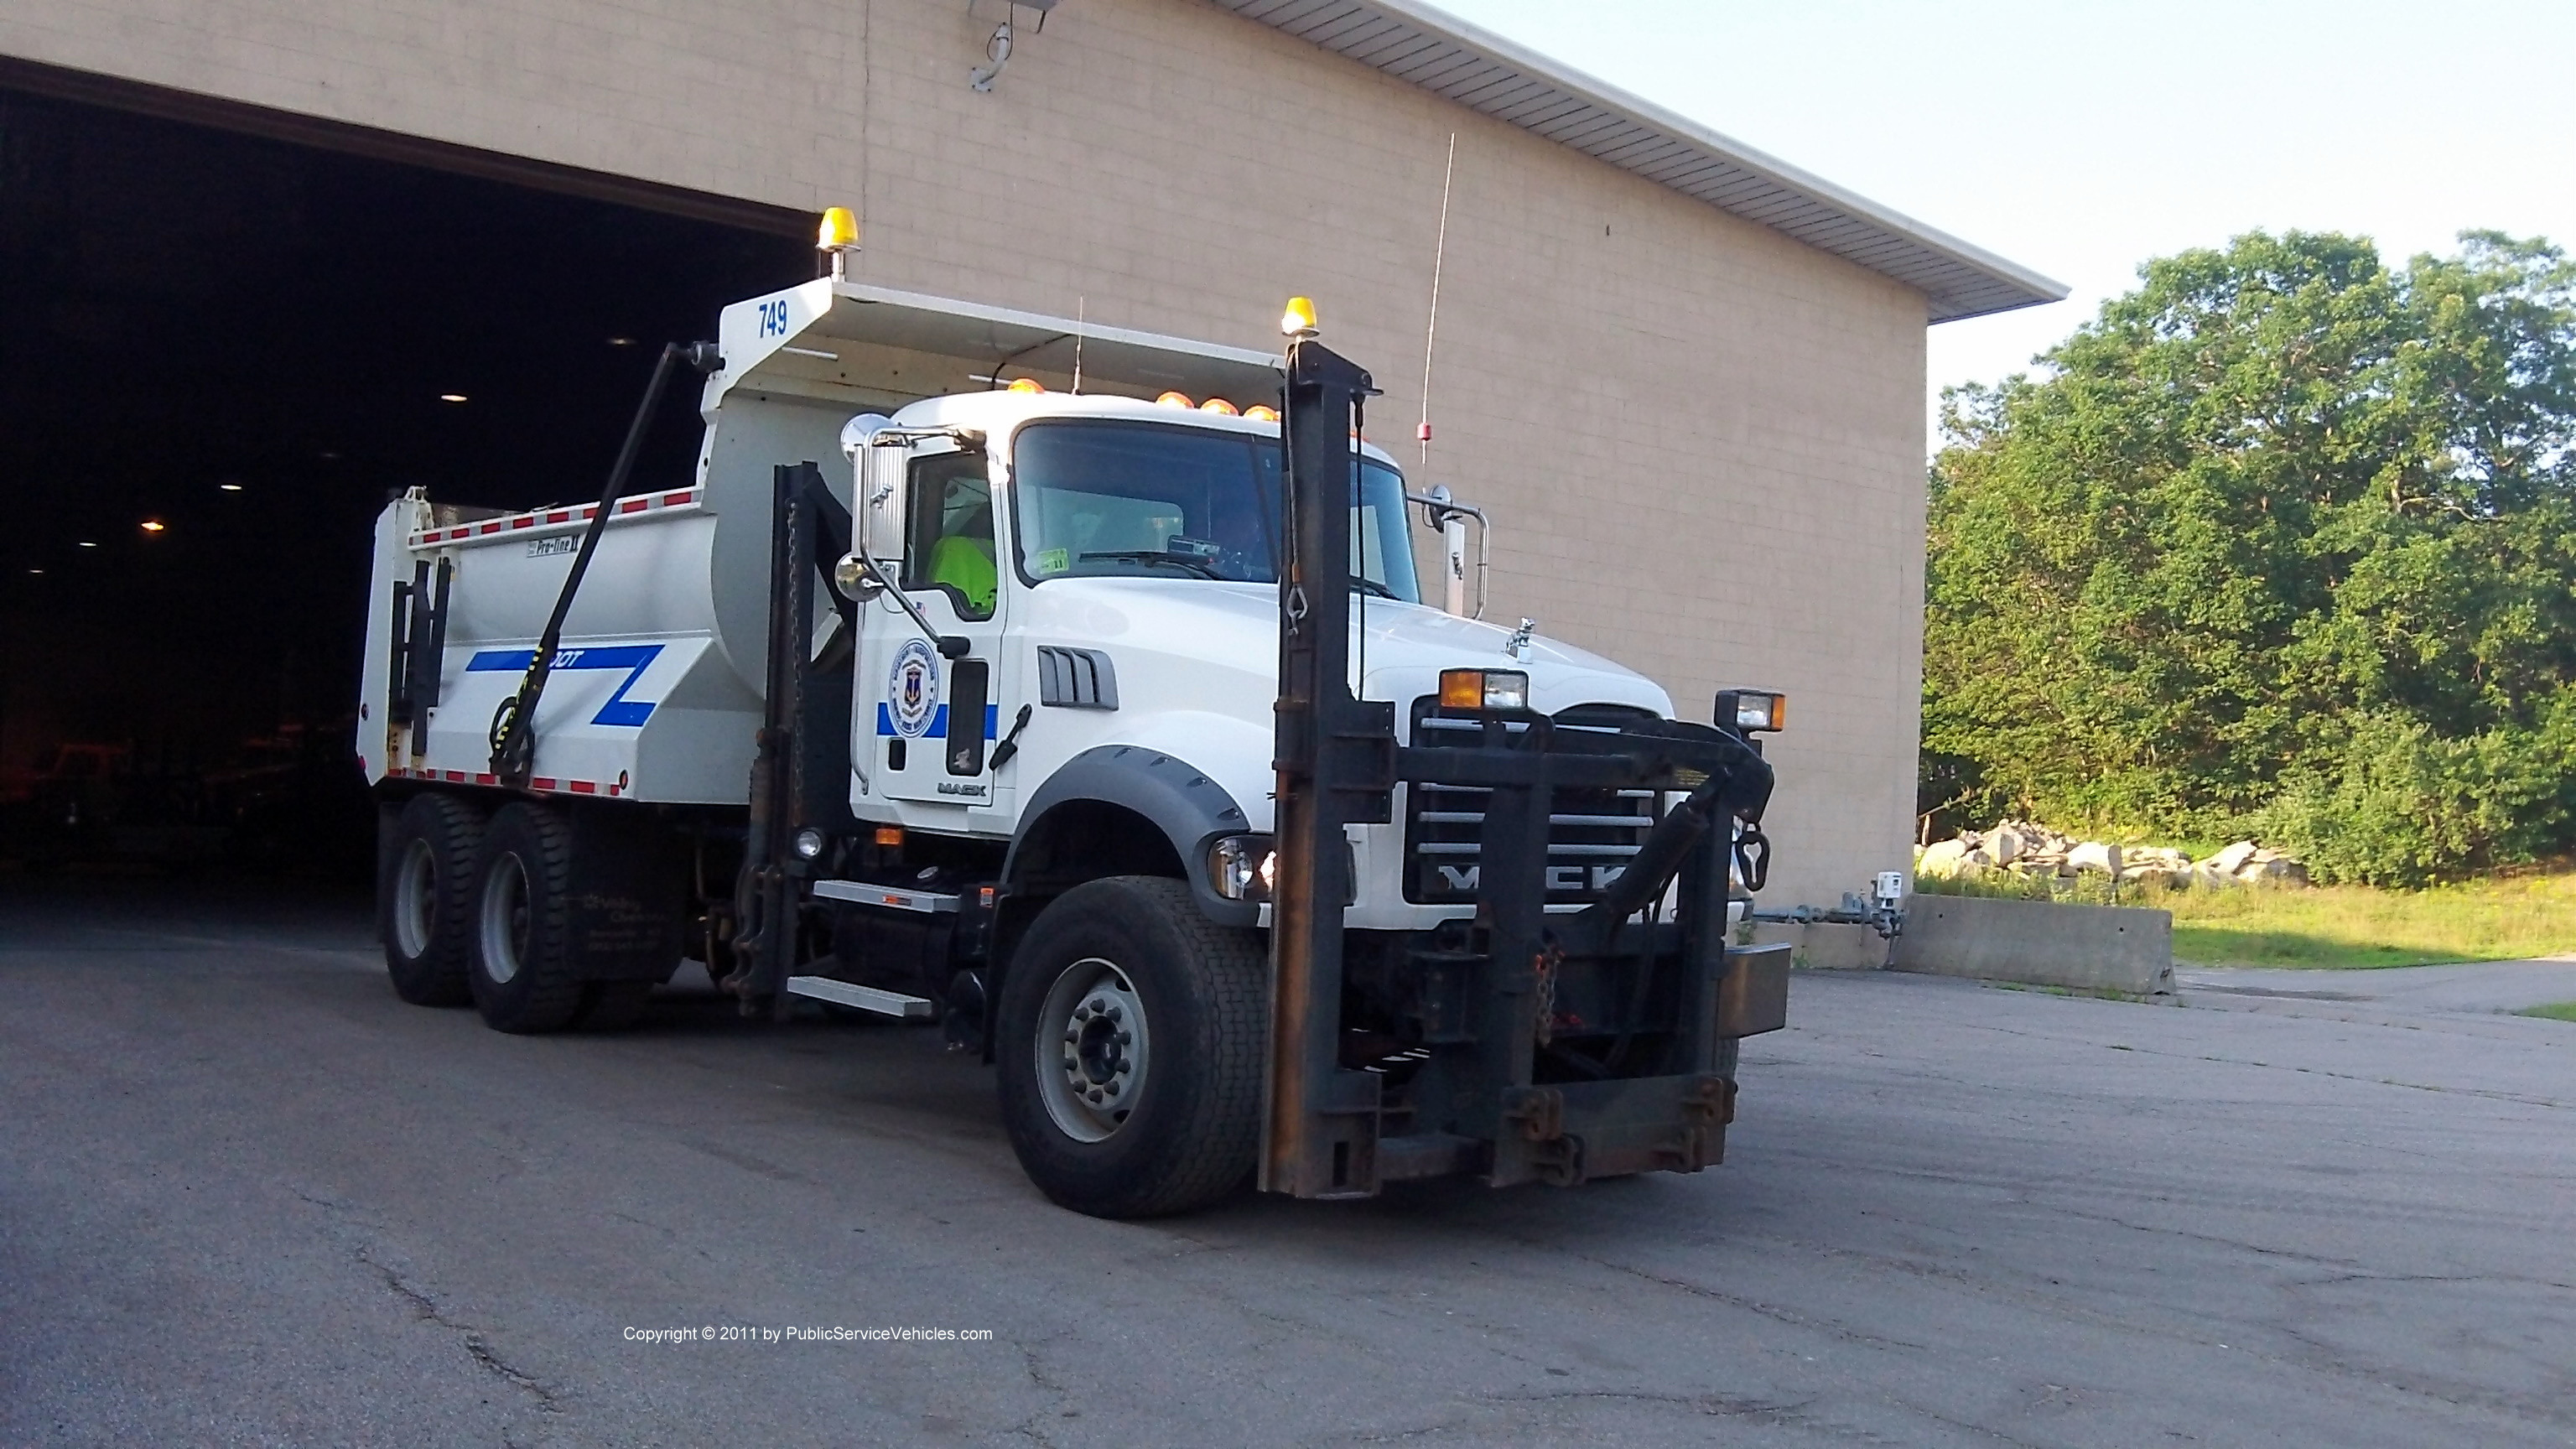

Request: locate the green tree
(1924, 231), (2576, 884)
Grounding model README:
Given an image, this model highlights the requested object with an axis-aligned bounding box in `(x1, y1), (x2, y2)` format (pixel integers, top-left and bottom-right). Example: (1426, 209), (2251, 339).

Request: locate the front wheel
(995, 876), (1267, 1218)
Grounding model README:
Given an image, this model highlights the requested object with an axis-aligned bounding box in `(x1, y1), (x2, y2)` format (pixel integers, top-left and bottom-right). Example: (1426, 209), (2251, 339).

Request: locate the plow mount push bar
(1262, 335), (1775, 1200)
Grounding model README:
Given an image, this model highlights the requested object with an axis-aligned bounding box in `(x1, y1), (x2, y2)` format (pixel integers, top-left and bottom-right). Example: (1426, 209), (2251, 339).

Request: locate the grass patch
(2159, 873), (2576, 969)
(1919, 865), (2576, 969)
(2519, 1001), (2576, 1022)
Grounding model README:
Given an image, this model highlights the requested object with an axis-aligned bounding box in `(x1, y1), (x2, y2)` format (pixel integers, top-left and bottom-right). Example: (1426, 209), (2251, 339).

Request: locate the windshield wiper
(1353, 578), (1400, 600)
(1078, 549), (1224, 579)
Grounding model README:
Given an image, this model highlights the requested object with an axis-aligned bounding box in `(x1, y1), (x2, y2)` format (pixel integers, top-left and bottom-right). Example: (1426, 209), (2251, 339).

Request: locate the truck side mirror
(860, 438), (911, 562)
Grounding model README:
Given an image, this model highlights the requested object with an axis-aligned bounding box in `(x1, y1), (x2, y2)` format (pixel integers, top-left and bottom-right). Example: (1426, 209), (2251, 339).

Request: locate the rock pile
(1916, 821), (2308, 890)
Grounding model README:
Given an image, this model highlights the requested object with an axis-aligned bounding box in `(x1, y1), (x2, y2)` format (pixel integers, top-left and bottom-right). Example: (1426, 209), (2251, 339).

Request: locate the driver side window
(901, 453), (998, 620)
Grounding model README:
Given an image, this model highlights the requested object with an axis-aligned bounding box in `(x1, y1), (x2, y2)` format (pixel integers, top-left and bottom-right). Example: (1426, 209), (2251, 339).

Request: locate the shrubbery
(1925, 231), (2576, 886)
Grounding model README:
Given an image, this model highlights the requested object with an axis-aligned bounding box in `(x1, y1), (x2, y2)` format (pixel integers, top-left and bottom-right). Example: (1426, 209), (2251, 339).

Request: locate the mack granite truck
(361, 222), (1790, 1218)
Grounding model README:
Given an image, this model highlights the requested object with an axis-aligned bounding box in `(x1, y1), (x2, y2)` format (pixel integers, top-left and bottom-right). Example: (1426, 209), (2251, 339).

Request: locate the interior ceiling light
(220, 483), (243, 492)
(439, 393), (469, 403)
(139, 520), (167, 533)
(607, 336), (636, 346)
(78, 541), (98, 548)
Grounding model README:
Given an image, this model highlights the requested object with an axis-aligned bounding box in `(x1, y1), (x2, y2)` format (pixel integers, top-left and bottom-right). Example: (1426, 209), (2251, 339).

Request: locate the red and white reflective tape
(384, 763), (626, 797)
(407, 488), (703, 548)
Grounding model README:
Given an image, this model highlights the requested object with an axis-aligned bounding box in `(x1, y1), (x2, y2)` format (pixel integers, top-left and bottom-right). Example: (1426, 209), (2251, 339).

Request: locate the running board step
(784, 976), (937, 1020)
(813, 880), (958, 914)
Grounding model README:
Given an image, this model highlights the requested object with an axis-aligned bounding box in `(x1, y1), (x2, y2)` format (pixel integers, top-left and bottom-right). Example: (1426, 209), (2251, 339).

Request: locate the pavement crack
(358, 1247), (563, 1416)
(2260, 1316), (2576, 1430)
(1003, 1334), (1075, 1446)
(1486, 1387), (1813, 1418)
(1570, 1251), (1928, 1352)
(1888, 1397), (2064, 1449)
(2037, 1204), (2370, 1270)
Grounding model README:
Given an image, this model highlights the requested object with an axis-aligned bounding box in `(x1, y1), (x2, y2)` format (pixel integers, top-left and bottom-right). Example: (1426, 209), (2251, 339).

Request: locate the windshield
(1010, 419), (1420, 603)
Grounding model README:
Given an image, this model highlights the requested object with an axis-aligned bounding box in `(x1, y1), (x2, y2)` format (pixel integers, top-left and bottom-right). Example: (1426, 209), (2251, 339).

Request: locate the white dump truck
(361, 216), (1789, 1217)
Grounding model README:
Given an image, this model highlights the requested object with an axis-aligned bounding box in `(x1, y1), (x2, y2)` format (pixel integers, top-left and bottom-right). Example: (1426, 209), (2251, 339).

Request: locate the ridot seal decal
(889, 637), (941, 739)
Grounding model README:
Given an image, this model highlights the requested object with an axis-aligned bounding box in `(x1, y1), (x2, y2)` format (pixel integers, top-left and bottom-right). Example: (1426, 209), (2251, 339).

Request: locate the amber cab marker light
(1440, 668), (1528, 712)
(139, 520), (167, 534)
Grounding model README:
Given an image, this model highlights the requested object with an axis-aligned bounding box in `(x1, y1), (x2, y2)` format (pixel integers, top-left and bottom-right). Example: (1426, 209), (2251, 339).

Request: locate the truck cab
(838, 387), (1673, 931)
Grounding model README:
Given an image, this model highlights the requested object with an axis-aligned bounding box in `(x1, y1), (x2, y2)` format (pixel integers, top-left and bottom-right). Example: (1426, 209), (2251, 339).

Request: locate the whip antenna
(1072, 295), (1087, 393)
(1419, 132), (1457, 485)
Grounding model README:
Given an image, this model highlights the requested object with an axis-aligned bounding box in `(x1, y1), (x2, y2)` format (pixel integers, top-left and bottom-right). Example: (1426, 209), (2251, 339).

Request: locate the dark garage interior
(0, 75), (808, 876)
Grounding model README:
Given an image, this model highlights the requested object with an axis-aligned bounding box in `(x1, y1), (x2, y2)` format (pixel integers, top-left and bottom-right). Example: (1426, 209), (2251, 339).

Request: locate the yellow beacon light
(1280, 295), (1318, 338)
(1006, 377), (1046, 394)
(817, 206), (860, 280)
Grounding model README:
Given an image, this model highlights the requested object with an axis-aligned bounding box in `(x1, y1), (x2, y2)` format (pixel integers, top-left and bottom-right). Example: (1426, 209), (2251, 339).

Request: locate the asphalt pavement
(3, 875), (2571, 1447)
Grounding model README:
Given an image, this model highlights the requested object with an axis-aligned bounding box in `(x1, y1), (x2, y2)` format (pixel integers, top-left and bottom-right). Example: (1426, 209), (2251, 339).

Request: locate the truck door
(860, 440), (1013, 815)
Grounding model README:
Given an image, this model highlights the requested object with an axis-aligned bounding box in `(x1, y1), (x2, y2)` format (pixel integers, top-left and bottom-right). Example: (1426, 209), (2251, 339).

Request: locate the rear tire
(995, 876), (1267, 1218)
(379, 793), (483, 1007)
(466, 803), (586, 1034)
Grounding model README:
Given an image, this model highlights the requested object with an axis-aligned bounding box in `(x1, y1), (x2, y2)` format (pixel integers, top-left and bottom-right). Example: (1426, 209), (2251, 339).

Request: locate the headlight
(1209, 835), (1276, 901)
(1716, 688), (1787, 733)
(1438, 668), (1529, 712)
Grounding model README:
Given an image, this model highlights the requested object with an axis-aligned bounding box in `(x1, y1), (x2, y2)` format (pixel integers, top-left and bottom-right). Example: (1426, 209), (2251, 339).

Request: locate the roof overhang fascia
(1209, 0), (2068, 322)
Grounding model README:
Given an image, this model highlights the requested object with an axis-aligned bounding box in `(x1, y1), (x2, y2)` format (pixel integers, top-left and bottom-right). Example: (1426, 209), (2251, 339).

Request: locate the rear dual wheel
(465, 802), (652, 1034)
(380, 793), (483, 1006)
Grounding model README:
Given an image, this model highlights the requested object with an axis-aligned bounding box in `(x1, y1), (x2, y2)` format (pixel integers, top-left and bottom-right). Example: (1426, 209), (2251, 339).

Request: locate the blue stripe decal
(465, 645), (664, 727)
(875, 704), (1001, 739)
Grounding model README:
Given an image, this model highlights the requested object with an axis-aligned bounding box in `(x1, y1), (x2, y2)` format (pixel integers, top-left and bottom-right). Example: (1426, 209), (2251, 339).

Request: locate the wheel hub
(392, 839), (436, 958)
(478, 854), (529, 985)
(1036, 958), (1150, 1142)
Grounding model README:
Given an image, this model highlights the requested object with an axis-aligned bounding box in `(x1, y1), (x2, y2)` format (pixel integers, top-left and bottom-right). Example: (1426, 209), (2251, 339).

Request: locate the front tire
(995, 876), (1267, 1218)
(466, 803), (586, 1034)
(379, 792), (484, 1006)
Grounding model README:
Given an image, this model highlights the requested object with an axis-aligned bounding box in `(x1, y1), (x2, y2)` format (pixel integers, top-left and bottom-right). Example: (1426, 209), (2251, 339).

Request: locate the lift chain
(1531, 937), (1565, 1047)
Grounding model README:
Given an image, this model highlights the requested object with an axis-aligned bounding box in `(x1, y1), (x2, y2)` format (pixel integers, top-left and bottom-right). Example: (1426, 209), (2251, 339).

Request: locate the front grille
(1401, 699), (1663, 906)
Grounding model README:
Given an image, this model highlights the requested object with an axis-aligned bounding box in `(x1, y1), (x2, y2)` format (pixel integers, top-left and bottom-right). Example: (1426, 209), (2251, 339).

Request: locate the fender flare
(1003, 745), (1259, 927)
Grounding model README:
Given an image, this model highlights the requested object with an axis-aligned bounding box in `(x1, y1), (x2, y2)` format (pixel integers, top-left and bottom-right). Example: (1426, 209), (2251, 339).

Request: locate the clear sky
(1432, 0), (2576, 444)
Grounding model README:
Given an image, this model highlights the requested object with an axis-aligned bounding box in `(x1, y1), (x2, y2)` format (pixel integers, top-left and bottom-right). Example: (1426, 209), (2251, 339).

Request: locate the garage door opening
(0, 80), (808, 875)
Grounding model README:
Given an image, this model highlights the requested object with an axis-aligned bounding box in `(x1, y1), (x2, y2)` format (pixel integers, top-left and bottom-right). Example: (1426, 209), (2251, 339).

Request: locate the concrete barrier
(1890, 895), (2175, 996)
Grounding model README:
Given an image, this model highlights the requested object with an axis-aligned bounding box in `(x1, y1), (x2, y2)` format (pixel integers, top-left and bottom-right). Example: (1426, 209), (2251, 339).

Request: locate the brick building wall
(1, 0), (1935, 905)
